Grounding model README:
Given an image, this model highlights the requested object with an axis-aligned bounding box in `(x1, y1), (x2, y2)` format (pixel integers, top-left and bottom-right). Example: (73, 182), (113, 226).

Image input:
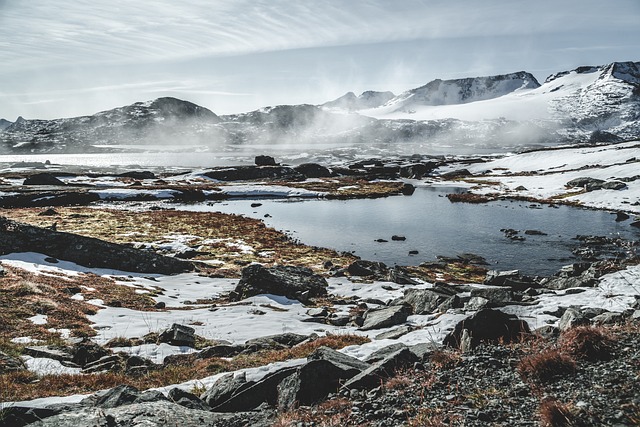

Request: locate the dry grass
(0, 334), (368, 401)
(429, 350), (462, 370)
(273, 397), (353, 427)
(2, 208), (356, 276)
(518, 349), (576, 384)
(558, 326), (614, 361)
(539, 399), (580, 427)
(407, 407), (462, 427)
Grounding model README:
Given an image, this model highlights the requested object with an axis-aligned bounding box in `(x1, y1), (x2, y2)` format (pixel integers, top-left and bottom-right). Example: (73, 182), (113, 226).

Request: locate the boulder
(158, 323), (196, 347)
(244, 333), (309, 352)
(23, 173), (65, 186)
(363, 343), (407, 364)
(210, 367), (297, 412)
(469, 287), (514, 306)
(82, 355), (124, 374)
(386, 266), (419, 285)
(92, 385), (141, 408)
(277, 359), (361, 410)
(255, 155), (277, 166)
(201, 372), (253, 408)
(307, 346), (370, 372)
(71, 339), (111, 367)
(23, 345), (73, 362)
(565, 177), (605, 191)
(443, 309), (530, 349)
(198, 344), (245, 359)
(167, 388), (209, 411)
(403, 287), (458, 315)
(294, 163), (332, 178)
(347, 260), (388, 277)
(360, 305), (411, 331)
(374, 325), (416, 340)
(0, 217), (193, 274)
(484, 270), (539, 291)
(400, 183), (415, 196)
(592, 311), (625, 325)
(117, 171), (156, 180)
(558, 308), (591, 331)
(342, 348), (419, 390)
(234, 264), (328, 303)
(600, 181), (627, 190)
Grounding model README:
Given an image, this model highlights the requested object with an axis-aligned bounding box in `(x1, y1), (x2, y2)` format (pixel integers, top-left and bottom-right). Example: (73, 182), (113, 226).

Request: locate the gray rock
(27, 401), (273, 427)
(464, 296), (490, 311)
(167, 388), (209, 411)
(307, 307), (328, 317)
(307, 346), (370, 372)
(363, 343), (408, 364)
(294, 163), (332, 178)
(198, 344), (245, 359)
(82, 355), (123, 373)
(91, 385), (141, 408)
(347, 260), (388, 277)
(23, 173), (65, 186)
(159, 323), (196, 348)
(593, 312), (625, 325)
(234, 264), (328, 303)
(133, 390), (169, 404)
(469, 287), (514, 305)
(255, 155), (277, 166)
(534, 325), (560, 340)
(23, 346), (73, 362)
(407, 342), (438, 362)
(360, 305), (410, 331)
(443, 309), (531, 349)
(600, 181), (627, 190)
(386, 266), (419, 285)
(210, 367), (297, 412)
(278, 359), (361, 410)
(566, 177), (606, 191)
(342, 348), (419, 390)
(202, 372), (252, 408)
(558, 307), (591, 331)
(244, 333), (309, 351)
(374, 325), (416, 340)
(403, 287), (457, 315)
(484, 270), (538, 291)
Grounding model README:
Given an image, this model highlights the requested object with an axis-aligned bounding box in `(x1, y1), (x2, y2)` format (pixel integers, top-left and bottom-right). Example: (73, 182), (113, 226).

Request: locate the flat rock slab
(360, 305), (410, 331)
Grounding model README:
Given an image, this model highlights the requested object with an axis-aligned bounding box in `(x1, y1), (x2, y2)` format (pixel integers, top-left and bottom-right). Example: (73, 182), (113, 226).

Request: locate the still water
(172, 187), (639, 276)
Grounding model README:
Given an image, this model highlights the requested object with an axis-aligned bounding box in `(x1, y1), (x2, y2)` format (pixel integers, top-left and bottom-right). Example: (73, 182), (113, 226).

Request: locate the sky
(1, 0), (639, 120)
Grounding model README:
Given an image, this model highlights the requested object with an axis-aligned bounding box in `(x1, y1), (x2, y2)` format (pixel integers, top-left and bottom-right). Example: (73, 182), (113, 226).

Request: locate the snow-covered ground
(438, 141), (640, 213)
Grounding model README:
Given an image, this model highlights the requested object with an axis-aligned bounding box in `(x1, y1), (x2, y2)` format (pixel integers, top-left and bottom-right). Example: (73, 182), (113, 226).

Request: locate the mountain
(322, 91), (395, 110)
(0, 118), (12, 131)
(1, 62), (638, 154)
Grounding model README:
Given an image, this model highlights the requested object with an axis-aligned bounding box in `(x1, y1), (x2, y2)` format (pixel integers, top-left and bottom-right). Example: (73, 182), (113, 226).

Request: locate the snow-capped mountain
(1, 62), (638, 154)
(322, 91), (395, 110)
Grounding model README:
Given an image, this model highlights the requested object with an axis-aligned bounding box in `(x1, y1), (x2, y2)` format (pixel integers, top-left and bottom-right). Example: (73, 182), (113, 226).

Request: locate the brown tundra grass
(559, 326), (614, 361)
(518, 349), (576, 384)
(539, 399), (580, 427)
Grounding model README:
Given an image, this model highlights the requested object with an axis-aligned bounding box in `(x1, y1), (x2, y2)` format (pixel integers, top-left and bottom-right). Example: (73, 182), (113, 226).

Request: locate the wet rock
(159, 323), (196, 348)
(443, 309), (530, 349)
(400, 183), (415, 195)
(360, 305), (411, 331)
(484, 270), (539, 291)
(117, 171), (156, 180)
(391, 235), (406, 241)
(23, 173), (65, 186)
(524, 229), (547, 236)
(615, 212), (630, 221)
(204, 165), (303, 182)
(234, 264), (328, 303)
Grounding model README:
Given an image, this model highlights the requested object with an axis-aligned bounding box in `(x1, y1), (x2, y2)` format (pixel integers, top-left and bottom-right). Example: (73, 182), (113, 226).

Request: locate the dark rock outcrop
(443, 309), (530, 349)
(342, 348), (419, 390)
(158, 324), (196, 348)
(204, 166), (303, 182)
(360, 305), (411, 331)
(0, 217), (193, 274)
(294, 163), (332, 178)
(23, 173), (65, 186)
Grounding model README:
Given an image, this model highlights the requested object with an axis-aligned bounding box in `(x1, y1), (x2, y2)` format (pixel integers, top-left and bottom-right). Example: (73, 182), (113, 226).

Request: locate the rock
(360, 305), (410, 331)
(71, 339), (111, 367)
(294, 163), (332, 178)
(26, 401), (273, 427)
(443, 309), (530, 349)
(400, 183), (415, 195)
(342, 348), (419, 390)
(347, 260), (388, 277)
(82, 355), (123, 373)
(483, 270), (539, 291)
(23, 173), (65, 186)
(0, 351), (27, 373)
(407, 342), (438, 362)
(38, 208), (59, 216)
(210, 367), (298, 412)
(566, 177), (606, 191)
(374, 325), (416, 340)
(465, 296), (490, 311)
(631, 220), (640, 228)
(0, 217), (193, 274)
(440, 168), (472, 179)
(386, 266), (419, 285)
(117, 171), (156, 180)
(92, 384), (141, 408)
(133, 390), (169, 404)
(159, 323), (196, 347)
(535, 325), (560, 340)
(255, 155), (277, 166)
(399, 163), (437, 179)
(615, 212), (630, 221)
(391, 235), (406, 241)
(23, 345), (73, 362)
(307, 346), (370, 372)
(363, 343), (407, 364)
(600, 181), (627, 190)
(234, 264), (328, 303)
(469, 287), (514, 306)
(244, 333), (309, 351)
(204, 165), (303, 181)
(202, 372), (252, 408)
(0, 406), (64, 426)
(306, 307), (328, 317)
(592, 311), (625, 325)
(167, 388), (209, 411)
(198, 344), (246, 359)
(403, 286), (458, 315)
(558, 308), (591, 331)
(524, 229), (547, 236)
(278, 359), (362, 410)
